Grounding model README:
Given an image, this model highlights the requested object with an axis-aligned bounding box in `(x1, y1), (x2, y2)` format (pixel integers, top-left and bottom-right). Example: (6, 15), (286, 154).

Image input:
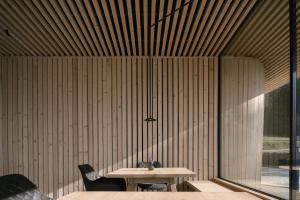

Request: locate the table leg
(127, 179), (137, 191)
(167, 178), (177, 192)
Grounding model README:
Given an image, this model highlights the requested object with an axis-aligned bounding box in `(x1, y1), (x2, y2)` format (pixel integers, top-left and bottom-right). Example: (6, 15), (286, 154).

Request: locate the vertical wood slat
(77, 57), (83, 190)
(57, 58), (63, 196)
(62, 58), (68, 195)
(112, 58), (118, 170)
(117, 58), (123, 169)
(12, 58), (18, 173)
(137, 58), (143, 164)
(97, 57), (104, 174)
(27, 58), (33, 181)
(47, 58), (53, 197)
(72, 57), (79, 192)
(52, 57), (58, 198)
(0, 56), (217, 196)
(37, 57), (43, 189)
(157, 58), (163, 164)
(17, 57), (23, 175)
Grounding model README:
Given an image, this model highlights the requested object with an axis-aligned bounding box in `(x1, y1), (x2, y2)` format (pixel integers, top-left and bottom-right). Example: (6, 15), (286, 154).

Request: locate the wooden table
(279, 165), (300, 170)
(58, 192), (261, 200)
(107, 168), (196, 191)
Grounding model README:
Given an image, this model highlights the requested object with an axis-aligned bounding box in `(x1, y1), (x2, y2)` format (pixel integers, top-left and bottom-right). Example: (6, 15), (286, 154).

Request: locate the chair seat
(136, 161), (166, 191)
(138, 183), (167, 191)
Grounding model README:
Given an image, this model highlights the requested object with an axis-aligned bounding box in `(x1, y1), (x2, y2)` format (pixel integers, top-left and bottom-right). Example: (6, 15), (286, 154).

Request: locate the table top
(107, 168), (196, 178)
(58, 192), (260, 200)
(279, 165), (300, 170)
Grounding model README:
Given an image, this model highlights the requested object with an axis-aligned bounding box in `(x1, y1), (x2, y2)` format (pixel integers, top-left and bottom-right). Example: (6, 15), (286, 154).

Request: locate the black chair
(78, 164), (127, 191)
(0, 174), (51, 200)
(137, 161), (167, 191)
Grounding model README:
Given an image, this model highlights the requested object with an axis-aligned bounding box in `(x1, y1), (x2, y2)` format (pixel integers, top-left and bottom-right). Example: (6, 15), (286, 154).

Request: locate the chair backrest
(78, 164), (126, 191)
(0, 174), (51, 200)
(78, 164), (101, 186)
(137, 162), (149, 168)
(137, 161), (162, 168)
(153, 161), (162, 168)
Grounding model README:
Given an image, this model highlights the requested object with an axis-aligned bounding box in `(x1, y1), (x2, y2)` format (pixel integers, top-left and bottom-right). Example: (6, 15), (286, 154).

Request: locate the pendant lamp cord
(145, 0), (193, 122)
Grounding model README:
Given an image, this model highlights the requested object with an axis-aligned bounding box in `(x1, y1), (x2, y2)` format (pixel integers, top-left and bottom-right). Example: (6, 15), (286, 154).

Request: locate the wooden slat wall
(220, 57), (264, 189)
(0, 56), (218, 199)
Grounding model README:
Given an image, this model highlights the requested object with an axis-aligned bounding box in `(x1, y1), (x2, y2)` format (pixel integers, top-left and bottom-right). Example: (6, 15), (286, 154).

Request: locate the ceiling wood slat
(185, 1), (215, 56)
(23, 0), (71, 56)
(198, 0), (232, 56)
(238, 2), (285, 56)
(0, 0), (53, 56)
(0, 0), (264, 57)
(135, 0), (143, 56)
(166, 0), (182, 56)
(150, 0), (157, 56)
(33, 0), (78, 55)
(0, 1), (46, 56)
(0, 39), (19, 55)
(177, 0), (199, 56)
(170, 0), (190, 56)
(53, 0), (90, 55)
(213, 0), (257, 55)
(126, 0), (137, 56)
(83, 1), (109, 55)
(222, 0), (300, 92)
(193, 1), (224, 56)
(10, 0), (63, 56)
(65, 0), (97, 55)
(154, 0), (165, 56)
(93, 0), (118, 55)
(0, 30), (28, 56)
(203, 0), (241, 56)
(143, 0), (148, 56)
(84, 0), (112, 56)
(101, 0), (124, 56)
(160, 0), (173, 56)
(182, 1), (206, 56)
(75, 0), (104, 56)
(109, 1), (127, 55)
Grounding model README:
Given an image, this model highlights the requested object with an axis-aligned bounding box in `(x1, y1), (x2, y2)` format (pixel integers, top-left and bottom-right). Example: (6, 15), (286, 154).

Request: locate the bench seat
(186, 180), (233, 192)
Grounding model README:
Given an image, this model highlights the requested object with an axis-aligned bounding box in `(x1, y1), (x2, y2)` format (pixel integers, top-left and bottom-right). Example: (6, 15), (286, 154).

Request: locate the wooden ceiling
(0, 0), (257, 56)
(223, 0), (300, 92)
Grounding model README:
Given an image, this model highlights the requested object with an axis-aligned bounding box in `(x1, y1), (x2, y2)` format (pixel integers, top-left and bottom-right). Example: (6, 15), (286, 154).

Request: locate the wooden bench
(186, 181), (233, 192)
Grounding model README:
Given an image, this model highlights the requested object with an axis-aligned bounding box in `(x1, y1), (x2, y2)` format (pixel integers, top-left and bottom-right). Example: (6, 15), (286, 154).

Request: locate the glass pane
(220, 0), (290, 199)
